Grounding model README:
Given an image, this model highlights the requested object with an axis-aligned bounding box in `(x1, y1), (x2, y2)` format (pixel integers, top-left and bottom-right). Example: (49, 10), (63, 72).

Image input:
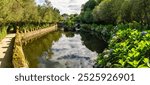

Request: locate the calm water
(23, 31), (107, 68)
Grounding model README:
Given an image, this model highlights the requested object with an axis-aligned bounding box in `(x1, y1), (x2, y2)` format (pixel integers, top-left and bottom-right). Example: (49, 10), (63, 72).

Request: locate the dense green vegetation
(0, 26), (7, 41)
(80, 0), (150, 25)
(60, 14), (80, 31)
(96, 24), (150, 68)
(77, 0), (150, 68)
(0, 0), (61, 41)
(80, 24), (114, 42)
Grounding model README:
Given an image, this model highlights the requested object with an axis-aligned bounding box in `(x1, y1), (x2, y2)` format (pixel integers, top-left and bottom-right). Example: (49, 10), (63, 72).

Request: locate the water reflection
(80, 32), (107, 53)
(23, 31), (62, 67)
(23, 31), (107, 68)
(64, 32), (75, 38)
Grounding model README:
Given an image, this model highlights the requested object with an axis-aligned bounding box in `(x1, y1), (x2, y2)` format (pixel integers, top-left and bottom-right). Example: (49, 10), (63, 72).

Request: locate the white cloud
(36, 0), (45, 5)
(35, 0), (88, 14)
(49, 0), (88, 14)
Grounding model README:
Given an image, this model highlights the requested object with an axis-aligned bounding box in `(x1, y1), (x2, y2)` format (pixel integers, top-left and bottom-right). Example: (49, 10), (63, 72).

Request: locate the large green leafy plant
(96, 28), (150, 68)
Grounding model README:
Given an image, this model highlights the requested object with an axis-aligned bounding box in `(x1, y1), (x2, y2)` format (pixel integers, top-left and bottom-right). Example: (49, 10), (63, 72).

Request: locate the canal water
(23, 31), (107, 68)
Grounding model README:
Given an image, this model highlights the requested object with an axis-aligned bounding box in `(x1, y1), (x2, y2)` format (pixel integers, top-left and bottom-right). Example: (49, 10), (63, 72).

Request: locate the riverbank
(12, 25), (58, 68)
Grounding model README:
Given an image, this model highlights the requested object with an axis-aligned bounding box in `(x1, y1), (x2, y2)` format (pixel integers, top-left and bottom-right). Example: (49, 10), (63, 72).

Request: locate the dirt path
(0, 34), (15, 68)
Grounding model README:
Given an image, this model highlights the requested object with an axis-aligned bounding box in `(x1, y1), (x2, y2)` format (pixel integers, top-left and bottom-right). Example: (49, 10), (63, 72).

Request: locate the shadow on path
(0, 34), (15, 68)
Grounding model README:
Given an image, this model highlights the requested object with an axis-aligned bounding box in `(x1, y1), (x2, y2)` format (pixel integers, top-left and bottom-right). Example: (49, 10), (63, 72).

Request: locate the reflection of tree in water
(64, 32), (75, 38)
(22, 31), (62, 68)
(80, 32), (107, 53)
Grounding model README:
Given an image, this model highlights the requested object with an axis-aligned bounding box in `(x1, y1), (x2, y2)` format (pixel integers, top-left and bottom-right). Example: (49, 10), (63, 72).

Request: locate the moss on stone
(12, 45), (28, 68)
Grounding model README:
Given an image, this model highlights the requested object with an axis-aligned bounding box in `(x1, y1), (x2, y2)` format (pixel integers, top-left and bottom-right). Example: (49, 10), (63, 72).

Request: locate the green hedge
(18, 23), (54, 33)
(0, 26), (7, 41)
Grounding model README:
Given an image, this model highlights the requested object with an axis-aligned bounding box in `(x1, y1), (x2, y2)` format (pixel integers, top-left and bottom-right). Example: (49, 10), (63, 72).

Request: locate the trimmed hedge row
(0, 26), (7, 41)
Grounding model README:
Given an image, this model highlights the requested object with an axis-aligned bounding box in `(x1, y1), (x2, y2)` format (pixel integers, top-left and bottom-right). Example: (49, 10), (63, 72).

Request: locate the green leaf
(143, 58), (149, 63)
(138, 64), (149, 68)
(143, 58), (150, 67)
(119, 59), (125, 67)
(128, 60), (140, 68)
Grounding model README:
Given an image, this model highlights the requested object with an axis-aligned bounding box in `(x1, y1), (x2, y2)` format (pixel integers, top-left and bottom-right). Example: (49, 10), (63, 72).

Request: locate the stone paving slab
(0, 34), (15, 68)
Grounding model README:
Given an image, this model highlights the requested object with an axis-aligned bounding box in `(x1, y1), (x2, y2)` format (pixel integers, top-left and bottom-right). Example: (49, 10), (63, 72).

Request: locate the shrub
(0, 26), (7, 41)
(96, 28), (150, 68)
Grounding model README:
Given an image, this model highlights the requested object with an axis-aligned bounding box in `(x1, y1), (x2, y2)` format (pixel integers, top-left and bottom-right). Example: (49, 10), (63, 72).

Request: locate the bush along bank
(0, 25), (7, 41)
(80, 21), (148, 42)
(18, 22), (56, 33)
(12, 25), (58, 68)
(95, 23), (150, 68)
(80, 24), (115, 42)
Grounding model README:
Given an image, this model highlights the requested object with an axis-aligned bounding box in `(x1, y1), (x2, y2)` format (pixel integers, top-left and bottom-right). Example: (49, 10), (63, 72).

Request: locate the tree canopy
(0, 0), (61, 25)
(80, 0), (150, 25)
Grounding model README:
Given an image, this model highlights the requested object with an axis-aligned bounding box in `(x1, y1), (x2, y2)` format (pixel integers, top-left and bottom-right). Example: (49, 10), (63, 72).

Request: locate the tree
(0, 0), (12, 23)
(80, 0), (97, 23)
(10, 0), (25, 22)
(81, 0), (150, 25)
(93, 0), (115, 24)
(82, 0), (97, 11)
(21, 0), (38, 22)
(137, 0), (150, 25)
(0, 0), (61, 34)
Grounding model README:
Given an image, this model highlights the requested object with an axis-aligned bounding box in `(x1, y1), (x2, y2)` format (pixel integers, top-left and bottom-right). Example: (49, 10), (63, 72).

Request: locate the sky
(35, 0), (88, 14)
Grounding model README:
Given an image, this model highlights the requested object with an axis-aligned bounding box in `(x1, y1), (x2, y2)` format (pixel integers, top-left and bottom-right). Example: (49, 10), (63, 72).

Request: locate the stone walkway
(0, 34), (15, 68)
